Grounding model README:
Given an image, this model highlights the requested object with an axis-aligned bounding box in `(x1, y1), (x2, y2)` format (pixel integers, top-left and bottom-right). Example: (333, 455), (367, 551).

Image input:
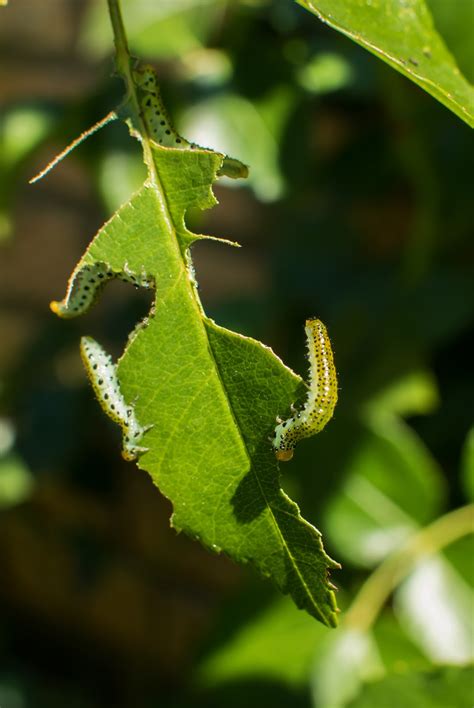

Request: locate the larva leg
(273, 319), (338, 462)
(80, 336), (151, 461)
(51, 261), (155, 319)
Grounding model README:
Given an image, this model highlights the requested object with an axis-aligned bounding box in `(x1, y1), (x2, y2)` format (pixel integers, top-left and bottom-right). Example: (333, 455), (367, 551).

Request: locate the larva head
(273, 418), (297, 459)
(50, 300), (62, 316)
(133, 64), (159, 93)
(272, 417), (299, 462)
(218, 156), (249, 180)
(275, 448), (294, 462)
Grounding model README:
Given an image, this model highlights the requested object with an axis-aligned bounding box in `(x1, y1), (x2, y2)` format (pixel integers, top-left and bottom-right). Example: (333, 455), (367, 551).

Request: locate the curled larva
(80, 336), (151, 461)
(133, 63), (248, 179)
(51, 262), (154, 319)
(273, 319), (338, 462)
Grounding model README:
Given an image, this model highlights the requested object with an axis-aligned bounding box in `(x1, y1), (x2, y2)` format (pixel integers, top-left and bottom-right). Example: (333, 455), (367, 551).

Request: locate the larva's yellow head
(275, 449), (294, 462)
(133, 63), (158, 92)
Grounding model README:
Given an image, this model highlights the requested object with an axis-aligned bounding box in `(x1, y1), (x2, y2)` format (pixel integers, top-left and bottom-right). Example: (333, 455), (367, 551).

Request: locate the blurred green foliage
(0, 0), (473, 707)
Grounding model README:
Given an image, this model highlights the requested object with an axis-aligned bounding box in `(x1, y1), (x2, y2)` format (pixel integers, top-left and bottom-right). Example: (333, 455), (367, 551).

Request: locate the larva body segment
(273, 319), (338, 461)
(133, 64), (248, 179)
(51, 262), (154, 319)
(133, 64), (190, 149)
(80, 336), (151, 461)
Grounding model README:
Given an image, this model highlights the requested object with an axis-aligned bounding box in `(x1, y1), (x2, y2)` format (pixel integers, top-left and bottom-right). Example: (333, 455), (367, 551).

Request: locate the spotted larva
(50, 262), (154, 319)
(80, 336), (151, 461)
(273, 319), (338, 462)
(133, 63), (248, 179)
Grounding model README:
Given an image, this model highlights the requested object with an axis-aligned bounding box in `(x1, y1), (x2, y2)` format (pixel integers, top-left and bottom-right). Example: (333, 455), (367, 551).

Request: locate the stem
(105, 0), (175, 236)
(344, 504), (474, 632)
(106, 0), (161, 179)
(107, 0), (131, 77)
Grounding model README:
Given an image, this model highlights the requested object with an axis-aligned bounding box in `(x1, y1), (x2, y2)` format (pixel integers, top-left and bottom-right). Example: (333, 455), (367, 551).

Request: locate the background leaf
(346, 665), (474, 708)
(394, 550), (474, 664)
(323, 412), (444, 567)
(461, 428), (474, 502)
(297, 0), (474, 127)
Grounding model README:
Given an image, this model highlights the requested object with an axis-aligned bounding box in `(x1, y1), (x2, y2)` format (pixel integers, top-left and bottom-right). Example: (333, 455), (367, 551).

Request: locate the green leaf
(311, 628), (384, 708)
(363, 368), (439, 418)
(0, 105), (53, 242)
(347, 665), (474, 708)
(311, 612), (436, 707)
(426, 0), (474, 83)
(297, 0), (474, 127)
(324, 412), (444, 567)
(394, 548), (474, 664)
(372, 612), (432, 674)
(51, 72), (340, 626)
(0, 454), (33, 508)
(197, 597), (329, 688)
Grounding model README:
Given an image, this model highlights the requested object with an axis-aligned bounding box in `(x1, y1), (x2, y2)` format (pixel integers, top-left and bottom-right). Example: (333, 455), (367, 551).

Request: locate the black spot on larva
(160, 120), (165, 126)
(145, 98), (152, 107)
(104, 394), (109, 400)
(165, 129), (171, 135)
(176, 138), (181, 144)
(92, 364), (97, 370)
(98, 379), (103, 385)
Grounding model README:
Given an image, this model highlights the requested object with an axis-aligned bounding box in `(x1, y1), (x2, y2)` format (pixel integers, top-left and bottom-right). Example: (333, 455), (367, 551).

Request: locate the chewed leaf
(49, 65), (340, 626)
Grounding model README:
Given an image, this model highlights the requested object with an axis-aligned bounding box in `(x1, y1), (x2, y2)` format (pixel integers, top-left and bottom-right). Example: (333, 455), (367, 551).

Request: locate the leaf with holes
(47, 58), (340, 627)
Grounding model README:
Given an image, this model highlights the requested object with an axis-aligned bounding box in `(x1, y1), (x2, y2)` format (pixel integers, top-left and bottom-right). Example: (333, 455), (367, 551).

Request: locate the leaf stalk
(344, 503), (474, 632)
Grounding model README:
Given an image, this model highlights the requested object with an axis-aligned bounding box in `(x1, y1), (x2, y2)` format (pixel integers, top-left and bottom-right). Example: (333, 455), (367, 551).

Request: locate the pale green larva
(133, 63), (248, 179)
(51, 262), (154, 319)
(80, 336), (151, 461)
(273, 319), (338, 462)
